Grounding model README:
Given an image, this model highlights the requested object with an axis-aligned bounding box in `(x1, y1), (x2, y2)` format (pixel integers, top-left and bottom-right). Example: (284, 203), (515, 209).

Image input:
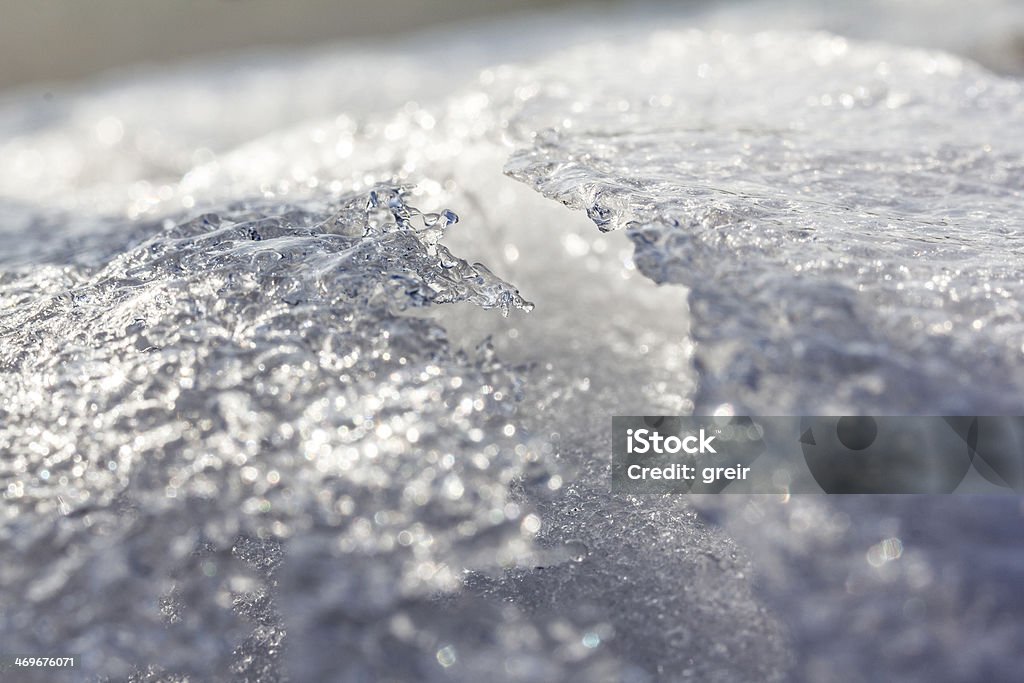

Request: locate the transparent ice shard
(0, 187), (537, 679)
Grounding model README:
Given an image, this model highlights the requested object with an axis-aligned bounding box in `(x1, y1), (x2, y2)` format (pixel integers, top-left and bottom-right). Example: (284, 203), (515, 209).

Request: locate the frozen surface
(505, 30), (1024, 415)
(498, 27), (1024, 681)
(2, 4), (1024, 683)
(0, 187), (548, 679)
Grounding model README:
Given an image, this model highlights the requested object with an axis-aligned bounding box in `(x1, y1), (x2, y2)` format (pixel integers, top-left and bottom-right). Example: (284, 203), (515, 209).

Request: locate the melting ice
(2, 4), (1024, 682)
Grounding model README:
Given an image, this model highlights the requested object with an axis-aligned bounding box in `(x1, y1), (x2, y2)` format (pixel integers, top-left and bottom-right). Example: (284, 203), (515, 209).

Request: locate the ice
(504, 31), (1024, 415)
(0, 186), (545, 679)
(3, 4), (1024, 682)
(498, 26), (1024, 683)
(692, 494), (1024, 682)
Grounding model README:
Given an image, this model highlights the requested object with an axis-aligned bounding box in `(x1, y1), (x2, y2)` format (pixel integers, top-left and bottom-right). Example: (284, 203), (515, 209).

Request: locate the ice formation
(504, 31), (1024, 415)
(2, 3), (1024, 682)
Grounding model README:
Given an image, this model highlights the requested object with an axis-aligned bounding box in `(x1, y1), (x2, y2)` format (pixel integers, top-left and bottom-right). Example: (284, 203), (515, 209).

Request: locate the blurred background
(3, 0), (1024, 93)
(0, 0), (619, 90)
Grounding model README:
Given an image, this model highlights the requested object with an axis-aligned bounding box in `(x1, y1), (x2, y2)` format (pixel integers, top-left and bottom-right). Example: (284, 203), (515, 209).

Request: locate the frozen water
(2, 3), (1024, 682)
(0, 187), (541, 679)
(504, 30), (1024, 415)
(498, 26), (1024, 683)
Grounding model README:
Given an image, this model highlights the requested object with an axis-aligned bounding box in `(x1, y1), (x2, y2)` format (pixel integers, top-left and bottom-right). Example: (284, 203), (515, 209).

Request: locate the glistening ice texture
(500, 28), (1024, 683)
(3, 8), (1024, 683)
(0, 188), (567, 680)
(505, 31), (1024, 415)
